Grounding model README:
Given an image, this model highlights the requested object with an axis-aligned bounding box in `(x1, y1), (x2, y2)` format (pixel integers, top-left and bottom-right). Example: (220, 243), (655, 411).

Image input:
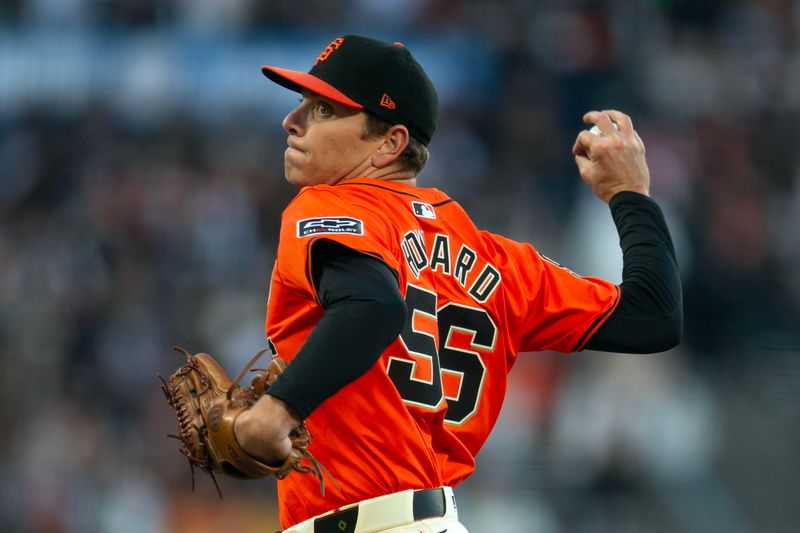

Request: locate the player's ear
(372, 124), (409, 168)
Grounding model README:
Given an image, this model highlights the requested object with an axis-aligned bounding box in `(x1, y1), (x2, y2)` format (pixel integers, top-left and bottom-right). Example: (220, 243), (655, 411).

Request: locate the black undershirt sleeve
(265, 240), (407, 420)
(583, 191), (683, 353)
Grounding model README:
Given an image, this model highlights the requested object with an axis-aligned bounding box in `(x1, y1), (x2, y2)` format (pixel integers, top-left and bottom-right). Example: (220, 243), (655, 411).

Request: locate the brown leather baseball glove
(159, 346), (324, 497)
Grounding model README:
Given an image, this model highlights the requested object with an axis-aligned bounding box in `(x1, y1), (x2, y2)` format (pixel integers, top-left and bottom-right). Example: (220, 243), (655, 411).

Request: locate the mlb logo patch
(412, 201), (436, 220)
(297, 217), (364, 237)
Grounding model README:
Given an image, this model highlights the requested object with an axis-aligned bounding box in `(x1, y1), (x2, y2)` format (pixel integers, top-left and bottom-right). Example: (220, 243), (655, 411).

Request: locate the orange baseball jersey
(265, 177), (619, 527)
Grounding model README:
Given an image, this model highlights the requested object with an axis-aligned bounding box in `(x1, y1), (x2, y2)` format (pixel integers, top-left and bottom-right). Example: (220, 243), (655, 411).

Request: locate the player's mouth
(284, 145), (307, 164)
(286, 140), (306, 153)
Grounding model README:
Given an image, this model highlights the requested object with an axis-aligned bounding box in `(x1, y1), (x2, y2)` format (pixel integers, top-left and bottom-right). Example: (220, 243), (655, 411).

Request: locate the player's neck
(380, 174), (417, 187)
(344, 167), (417, 187)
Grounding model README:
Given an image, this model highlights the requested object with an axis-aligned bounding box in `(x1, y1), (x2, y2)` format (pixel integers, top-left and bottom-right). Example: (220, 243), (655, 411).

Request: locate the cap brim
(261, 66), (363, 109)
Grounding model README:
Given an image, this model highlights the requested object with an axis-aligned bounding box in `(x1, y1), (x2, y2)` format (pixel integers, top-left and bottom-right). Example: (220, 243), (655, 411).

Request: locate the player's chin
(283, 156), (304, 185)
(284, 165), (314, 188)
(283, 169), (302, 187)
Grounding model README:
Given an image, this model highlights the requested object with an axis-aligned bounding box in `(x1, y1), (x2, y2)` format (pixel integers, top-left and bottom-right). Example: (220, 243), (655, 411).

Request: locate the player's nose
(282, 105), (305, 137)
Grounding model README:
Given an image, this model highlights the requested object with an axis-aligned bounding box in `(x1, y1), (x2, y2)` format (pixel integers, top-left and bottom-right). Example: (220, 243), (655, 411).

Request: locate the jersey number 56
(387, 284), (497, 425)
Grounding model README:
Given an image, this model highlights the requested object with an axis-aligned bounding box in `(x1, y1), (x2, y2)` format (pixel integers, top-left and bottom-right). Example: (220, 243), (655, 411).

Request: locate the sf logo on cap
(315, 37), (344, 66)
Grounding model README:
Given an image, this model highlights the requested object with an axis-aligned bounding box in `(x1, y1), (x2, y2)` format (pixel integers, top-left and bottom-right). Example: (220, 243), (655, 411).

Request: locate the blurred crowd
(1, 1), (799, 532)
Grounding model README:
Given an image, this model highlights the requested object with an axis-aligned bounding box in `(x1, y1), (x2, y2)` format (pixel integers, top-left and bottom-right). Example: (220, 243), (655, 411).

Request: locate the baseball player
(231, 35), (682, 532)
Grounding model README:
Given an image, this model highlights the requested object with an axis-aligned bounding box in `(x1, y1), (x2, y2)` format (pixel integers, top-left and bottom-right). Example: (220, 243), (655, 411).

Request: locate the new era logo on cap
(380, 93), (396, 109)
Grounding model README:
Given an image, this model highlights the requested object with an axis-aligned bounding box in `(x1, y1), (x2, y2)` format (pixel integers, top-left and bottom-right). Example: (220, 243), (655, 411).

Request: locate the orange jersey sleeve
(481, 232), (621, 353)
(273, 185), (401, 297)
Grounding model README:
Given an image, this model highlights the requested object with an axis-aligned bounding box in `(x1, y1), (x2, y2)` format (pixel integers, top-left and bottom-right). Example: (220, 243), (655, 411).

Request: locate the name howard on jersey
(401, 230), (501, 303)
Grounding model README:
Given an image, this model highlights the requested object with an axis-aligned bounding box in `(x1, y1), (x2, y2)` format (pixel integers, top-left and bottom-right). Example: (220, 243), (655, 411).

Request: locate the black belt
(313, 488), (447, 533)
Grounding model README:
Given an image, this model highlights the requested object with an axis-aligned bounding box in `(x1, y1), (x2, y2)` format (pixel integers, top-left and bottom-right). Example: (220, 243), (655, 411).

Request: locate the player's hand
(572, 110), (650, 203)
(234, 394), (299, 466)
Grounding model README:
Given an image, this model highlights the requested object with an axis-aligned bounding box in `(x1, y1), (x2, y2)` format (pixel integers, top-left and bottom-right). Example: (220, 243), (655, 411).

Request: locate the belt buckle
(412, 488), (446, 520)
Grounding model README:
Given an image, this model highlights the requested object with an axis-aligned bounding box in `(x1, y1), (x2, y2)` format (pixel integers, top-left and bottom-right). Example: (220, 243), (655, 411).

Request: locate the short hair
(362, 112), (430, 176)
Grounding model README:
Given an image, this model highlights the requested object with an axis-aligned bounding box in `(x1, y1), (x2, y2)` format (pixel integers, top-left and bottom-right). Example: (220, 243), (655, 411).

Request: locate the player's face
(282, 92), (383, 187)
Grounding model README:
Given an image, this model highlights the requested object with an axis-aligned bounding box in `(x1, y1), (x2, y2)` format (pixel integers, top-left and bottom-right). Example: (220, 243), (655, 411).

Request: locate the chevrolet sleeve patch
(297, 217), (364, 237)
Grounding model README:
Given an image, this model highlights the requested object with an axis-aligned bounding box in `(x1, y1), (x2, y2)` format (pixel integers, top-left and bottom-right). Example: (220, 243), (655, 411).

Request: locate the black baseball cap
(261, 35), (438, 145)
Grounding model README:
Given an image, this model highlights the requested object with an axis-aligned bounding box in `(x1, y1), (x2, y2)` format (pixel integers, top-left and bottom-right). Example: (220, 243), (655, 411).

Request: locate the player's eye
(314, 101), (333, 117)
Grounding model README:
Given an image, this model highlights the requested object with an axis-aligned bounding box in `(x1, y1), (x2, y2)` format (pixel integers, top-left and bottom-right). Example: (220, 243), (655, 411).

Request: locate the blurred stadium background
(1, 1), (799, 532)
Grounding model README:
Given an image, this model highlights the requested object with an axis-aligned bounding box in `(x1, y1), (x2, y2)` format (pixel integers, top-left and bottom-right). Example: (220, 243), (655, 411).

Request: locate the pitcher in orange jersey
(230, 35), (682, 532)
